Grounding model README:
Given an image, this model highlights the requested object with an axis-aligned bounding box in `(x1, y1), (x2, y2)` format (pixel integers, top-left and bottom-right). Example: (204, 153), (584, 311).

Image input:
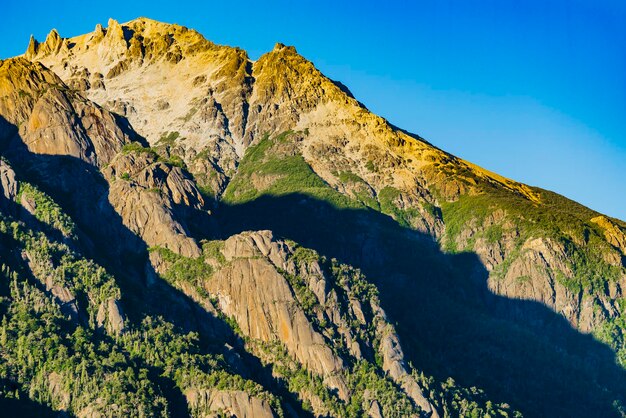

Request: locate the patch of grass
(202, 240), (226, 265)
(353, 189), (380, 211)
(485, 224), (504, 243)
(122, 142), (159, 159)
(377, 186), (421, 227)
(222, 132), (361, 210)
(378, 186), (401, 215)
(166, 154), (187, 170)
(149, 246), (213, 288)
(336, 171), (365, 184)
(122, 142), (187, 170)
(335, 171), (380, 208)
(421, 201), (441, 219)
(182, 105), (200, 123)
(440, 194), (494, 252)
(157, 131), (181, 146)
(440, 184), (623, 295)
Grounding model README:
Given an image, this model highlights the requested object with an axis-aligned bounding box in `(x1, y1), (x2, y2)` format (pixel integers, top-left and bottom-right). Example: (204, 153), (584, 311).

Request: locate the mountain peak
(272, 42), (297, 54)
(45, 28), (60, 43)
(24, 17), (214, 64)
(26, 34), (38, 57)
(3, 16), (626, 418)
(107, 17), (120, 28)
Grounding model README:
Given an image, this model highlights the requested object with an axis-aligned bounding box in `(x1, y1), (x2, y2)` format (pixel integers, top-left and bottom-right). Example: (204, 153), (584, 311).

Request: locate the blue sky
(2, 0), (625, 220)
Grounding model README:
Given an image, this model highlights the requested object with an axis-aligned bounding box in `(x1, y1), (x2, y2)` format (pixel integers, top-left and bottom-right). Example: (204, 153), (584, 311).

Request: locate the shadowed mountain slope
(0, 17), (624, 418)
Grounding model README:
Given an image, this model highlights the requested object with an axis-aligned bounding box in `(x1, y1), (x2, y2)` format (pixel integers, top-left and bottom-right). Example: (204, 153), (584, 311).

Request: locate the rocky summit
(0, 17), (625, 418)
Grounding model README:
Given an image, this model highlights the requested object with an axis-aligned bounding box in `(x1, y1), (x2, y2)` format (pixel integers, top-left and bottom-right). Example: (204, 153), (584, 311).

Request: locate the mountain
(0, 17), (625, 418)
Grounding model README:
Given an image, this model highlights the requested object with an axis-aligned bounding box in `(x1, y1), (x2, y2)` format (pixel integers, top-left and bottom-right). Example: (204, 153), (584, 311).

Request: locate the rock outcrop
(208, 232), (349, 399)
(185, 389), (277, 418)
(0, 17), (623, 418)
(0, 56), (208, 263)
(0, 159), (18, 206)
(592, 216), (626, 256)
(103, 149), (206, 257)
(0, 57), (130, 167)
(199, 231), (437, 416)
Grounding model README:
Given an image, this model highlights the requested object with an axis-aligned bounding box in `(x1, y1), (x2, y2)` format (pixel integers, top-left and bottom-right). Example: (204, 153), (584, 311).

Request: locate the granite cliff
(0, 17), (624, 418)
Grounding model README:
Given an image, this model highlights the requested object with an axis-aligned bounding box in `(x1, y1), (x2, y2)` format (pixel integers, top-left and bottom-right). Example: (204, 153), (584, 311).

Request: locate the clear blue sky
(3, 0), (625, 220)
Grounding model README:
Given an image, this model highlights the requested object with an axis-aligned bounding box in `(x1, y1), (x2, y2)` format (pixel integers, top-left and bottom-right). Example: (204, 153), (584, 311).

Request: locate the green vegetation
(594, 302), (626, 367)
(336, 170), (365, 184)
(222, 132), (359, 210)
(281, 269), (318, 313)
(378, 186), (404, 220)
(0, 215), (164, 416)
(119, 316), (283, 417)
(157, 131), (181, 146)
(365, 160), (377, 172)
(253, 340), (346, 416)
(334, 171), (380, 210)
(0, 215), (119, 326)
(278, 246), (426, 417)
(484, 224), (503, 243)
(251, 339), (420, 418)
(17, 183), (76, 238)
(440, 194), (493, 253)
(148, 246), (213, 290)
(377, 186), (422, 228)
(0, 273), (168, 416)
(122, 142), (187, 170)
(415, 374), (522, 418)
(0, 190), (281, 417)
(166, 154), (186, 169)
(202, 240), (226, 264)
(439, 185), (623, 295)
(223, 132), (427, 225)
(422, 201), (441, 219)
(122, 142), (159, 159)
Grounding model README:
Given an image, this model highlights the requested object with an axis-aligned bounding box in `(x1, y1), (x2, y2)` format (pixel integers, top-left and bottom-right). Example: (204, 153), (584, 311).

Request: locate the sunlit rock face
(0, 16), (622, 418)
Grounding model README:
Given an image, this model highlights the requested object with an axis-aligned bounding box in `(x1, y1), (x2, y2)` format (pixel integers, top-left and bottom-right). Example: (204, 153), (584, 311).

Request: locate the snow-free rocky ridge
(0, 17), (624, 418)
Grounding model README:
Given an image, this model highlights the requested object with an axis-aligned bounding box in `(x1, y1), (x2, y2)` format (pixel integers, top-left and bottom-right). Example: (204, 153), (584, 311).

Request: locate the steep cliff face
(152, 230), (455, 417)
(27, 18), (249, 197)
(0, 17), (624, 418)
(102, 147), (206, 257)
(0, 57), (209, 263)
(27, 17), (535, 209)
(209, 234), (350, 398)
(0, 58), (130, 166)
(184, 389), (277, 418)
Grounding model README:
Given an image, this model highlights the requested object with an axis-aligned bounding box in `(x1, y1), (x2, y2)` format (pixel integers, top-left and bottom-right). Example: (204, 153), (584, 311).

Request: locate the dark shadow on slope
(3, 114), (625, 417)
(330, 80), (355, 99)
(0, 117), (311, 418)
(216, 193), (626, 418)
(0, 389), (60, 418)
(329, 79), (374, 111)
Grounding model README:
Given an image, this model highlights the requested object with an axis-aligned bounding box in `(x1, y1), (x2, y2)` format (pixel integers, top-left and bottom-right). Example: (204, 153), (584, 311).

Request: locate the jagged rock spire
(25, 35), (39, 58)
